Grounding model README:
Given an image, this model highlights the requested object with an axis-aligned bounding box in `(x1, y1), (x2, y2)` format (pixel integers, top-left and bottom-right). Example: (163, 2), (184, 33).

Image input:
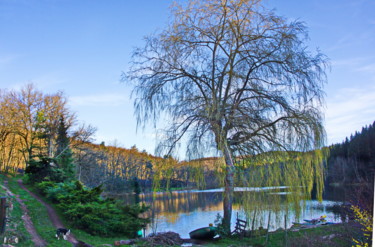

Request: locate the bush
(351, 205), (373, 247)
(25, 156), (68, 184)
(35, 180), (149, 237)
(214, 213), (230, 237)
(36, 181), (57, 195)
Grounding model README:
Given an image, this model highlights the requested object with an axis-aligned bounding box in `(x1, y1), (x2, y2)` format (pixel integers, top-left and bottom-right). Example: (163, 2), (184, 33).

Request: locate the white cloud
(325, 86), (375, 144)
(69, 93), (130, 107)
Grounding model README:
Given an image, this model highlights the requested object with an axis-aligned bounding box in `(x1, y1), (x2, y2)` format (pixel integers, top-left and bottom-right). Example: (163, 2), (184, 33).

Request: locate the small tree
(126, 0), (328, 233)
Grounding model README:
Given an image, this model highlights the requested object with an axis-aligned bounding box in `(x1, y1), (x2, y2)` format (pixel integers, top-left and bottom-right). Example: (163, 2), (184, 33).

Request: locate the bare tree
(0, 84), (76, 171)
(125, 0), (328, 232)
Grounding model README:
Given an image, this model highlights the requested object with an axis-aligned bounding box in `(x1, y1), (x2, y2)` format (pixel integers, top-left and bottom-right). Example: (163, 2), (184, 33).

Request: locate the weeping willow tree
(125, 0), (328, 233)
(235, 148), (328, 230)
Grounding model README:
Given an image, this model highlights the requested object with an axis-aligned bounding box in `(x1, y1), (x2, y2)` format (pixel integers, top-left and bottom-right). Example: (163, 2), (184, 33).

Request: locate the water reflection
(117, 187), (343, 238)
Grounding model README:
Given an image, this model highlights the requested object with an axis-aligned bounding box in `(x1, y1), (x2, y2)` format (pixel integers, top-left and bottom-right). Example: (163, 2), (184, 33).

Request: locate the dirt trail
(1, 181), (47, 247)
(17, 179), (80, 246)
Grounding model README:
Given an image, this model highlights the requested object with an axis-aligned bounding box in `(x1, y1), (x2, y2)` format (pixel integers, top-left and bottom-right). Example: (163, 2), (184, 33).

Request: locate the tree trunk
(222, 142), (235, 234)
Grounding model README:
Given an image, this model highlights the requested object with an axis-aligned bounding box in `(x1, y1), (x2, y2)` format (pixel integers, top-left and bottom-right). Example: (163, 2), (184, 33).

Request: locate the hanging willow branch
(237, 148), (329, 225)
(125, 0), (328, 232)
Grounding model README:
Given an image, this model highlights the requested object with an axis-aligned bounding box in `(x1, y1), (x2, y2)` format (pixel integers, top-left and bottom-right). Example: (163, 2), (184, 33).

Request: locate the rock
(322, 234), (336, 240)
(120, 240), (136, 245)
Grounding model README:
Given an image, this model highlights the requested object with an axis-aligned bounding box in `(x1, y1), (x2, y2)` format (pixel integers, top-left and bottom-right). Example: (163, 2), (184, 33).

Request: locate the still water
(119, 187), (343, 238)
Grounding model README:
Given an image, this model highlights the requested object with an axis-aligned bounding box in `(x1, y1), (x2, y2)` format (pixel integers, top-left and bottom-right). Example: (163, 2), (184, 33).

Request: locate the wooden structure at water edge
(232, 213), (247, 235)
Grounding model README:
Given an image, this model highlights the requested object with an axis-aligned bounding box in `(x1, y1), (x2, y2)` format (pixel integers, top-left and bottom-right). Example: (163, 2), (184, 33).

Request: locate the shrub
(34, 179), (149, 237)
(351, 205), (373, 247)
(35, 181), (57, 195)
(25, 156), (68, 184)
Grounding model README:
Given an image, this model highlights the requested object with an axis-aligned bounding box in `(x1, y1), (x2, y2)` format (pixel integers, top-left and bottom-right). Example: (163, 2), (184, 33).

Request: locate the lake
(118, 186), (343, 238)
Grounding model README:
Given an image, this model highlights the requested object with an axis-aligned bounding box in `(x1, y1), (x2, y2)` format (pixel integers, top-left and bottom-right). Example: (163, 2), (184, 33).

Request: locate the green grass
(1, 174), (35, 247)
(2, 175), (131, 246)
(205, 224), (354, 247)
(4, 175), (72, 247)
(68, 228), (128, 246)
(0, 175), (130, 246)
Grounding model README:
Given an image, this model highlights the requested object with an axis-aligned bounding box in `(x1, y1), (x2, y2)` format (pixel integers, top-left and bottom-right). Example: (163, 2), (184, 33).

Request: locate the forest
(0, 84), (219, 192)
(1, 84), (373, 199)
(326, 121), (375, 211)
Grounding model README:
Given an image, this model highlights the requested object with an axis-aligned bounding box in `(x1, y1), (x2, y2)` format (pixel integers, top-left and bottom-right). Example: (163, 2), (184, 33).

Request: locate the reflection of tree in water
(124, 191), (223, 214)
(119, 186), (342, 231)
(120, 191), (223, 224)
(122, 189), (290, 215)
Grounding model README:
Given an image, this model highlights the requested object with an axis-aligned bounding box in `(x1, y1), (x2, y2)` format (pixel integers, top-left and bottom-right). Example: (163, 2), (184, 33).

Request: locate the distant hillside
(72, 142), (224, 192)
(326, 121), (375, 186)
(325, 120), (375, 212)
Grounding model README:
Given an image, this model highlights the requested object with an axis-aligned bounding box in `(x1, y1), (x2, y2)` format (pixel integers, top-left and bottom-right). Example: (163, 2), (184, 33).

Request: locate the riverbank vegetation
(21, 138), (149, 238)
(35, 180), (148, 237)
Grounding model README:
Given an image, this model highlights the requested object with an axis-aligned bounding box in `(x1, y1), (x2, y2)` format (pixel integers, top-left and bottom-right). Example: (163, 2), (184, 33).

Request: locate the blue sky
(1, 0), (374, 157)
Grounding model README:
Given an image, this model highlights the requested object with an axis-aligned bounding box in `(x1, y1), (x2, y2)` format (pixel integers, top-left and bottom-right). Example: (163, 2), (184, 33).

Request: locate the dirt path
(17, 179), (80, 246)
(1, 181), (47, 247)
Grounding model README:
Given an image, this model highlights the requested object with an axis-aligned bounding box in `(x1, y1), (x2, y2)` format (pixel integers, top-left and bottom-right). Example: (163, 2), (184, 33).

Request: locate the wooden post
(251, 209), (257, 233)
(0, 197), (6, 234)
(284, 214), (288, 247)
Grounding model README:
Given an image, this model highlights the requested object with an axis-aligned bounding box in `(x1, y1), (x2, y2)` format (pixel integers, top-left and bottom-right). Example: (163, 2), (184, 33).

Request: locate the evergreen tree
(327, 121), (375, 186)
(55, 115), (75, 181)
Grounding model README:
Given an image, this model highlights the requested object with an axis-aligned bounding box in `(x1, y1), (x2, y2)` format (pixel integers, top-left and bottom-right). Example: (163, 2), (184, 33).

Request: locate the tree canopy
(126, 0), (328, 232)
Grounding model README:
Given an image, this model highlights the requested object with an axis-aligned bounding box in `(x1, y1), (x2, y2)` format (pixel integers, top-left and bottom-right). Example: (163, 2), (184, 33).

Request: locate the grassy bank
(0, 175), (34, 246)
(6, 175), (71, 247)
(205, 223), (355, 247)
(1, 175), (128, 247)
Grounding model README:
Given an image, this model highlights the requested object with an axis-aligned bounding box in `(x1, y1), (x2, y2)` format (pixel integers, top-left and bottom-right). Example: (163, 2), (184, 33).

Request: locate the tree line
(327, 121), (375, 186)
(73, 142), (214, 193)
(0, 84), (75, 173)
(0, 84), (217, 192)
(326, 121), (375, 212)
